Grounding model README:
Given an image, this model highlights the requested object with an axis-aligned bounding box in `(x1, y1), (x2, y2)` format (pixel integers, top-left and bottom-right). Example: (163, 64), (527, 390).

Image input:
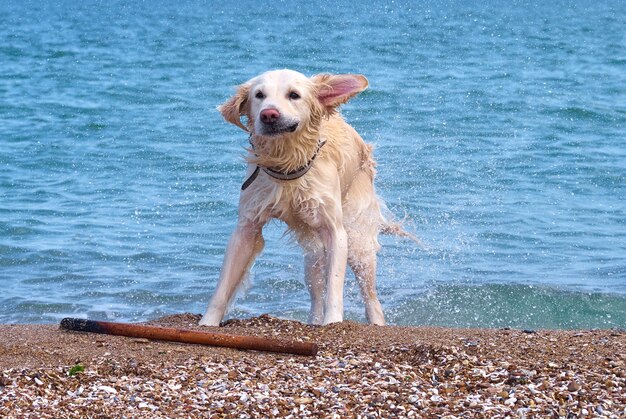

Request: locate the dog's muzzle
(258, 108), (299, 135)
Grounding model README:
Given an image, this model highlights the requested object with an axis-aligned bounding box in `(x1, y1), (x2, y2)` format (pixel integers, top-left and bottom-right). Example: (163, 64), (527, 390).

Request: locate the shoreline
(1, 314), (624, 417)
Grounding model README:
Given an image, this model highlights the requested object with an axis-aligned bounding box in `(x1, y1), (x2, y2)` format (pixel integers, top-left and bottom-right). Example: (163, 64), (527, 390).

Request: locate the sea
(1, 1), (624, 329)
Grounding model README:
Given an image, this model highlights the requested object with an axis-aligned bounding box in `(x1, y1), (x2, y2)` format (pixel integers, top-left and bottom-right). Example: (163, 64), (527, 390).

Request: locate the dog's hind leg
(347, 235), (385, 326)
(199, 220), (265, 326)
(343, 170), (386, 325)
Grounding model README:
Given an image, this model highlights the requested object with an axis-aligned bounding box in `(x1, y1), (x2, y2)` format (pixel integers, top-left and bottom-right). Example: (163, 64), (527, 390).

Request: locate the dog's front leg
(304, 247), (326, 325)
(199, 220), (265, 326)
(320, 224), (348, 325)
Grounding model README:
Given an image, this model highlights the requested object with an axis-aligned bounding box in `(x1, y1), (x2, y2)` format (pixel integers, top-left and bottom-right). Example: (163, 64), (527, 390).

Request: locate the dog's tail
(380, 220), (428, 250)
(379, 204), (428, 250)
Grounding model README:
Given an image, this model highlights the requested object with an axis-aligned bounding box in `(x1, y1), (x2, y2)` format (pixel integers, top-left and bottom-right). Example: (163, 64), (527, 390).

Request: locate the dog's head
(218, 70), (368, 137)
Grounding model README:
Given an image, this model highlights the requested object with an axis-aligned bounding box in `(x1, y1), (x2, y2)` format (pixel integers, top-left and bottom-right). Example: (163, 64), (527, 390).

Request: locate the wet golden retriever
(200, 69), (413, 326)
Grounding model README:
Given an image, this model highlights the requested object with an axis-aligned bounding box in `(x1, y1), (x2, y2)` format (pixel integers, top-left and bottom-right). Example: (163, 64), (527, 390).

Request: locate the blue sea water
(1, 1), (624, 329)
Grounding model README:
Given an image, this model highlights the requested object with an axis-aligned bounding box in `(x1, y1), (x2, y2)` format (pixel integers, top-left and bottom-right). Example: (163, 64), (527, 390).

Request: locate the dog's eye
(255, 91), (265, 99)
(288, 91), (301, 100)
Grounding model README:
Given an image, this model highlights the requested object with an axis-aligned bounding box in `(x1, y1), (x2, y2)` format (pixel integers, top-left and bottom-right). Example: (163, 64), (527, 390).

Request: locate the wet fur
(200, 69), (409, 326)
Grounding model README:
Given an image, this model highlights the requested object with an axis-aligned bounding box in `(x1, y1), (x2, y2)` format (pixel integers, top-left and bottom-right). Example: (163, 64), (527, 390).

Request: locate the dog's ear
(312, 74), (369, 108)
(218, 83), (251, 132)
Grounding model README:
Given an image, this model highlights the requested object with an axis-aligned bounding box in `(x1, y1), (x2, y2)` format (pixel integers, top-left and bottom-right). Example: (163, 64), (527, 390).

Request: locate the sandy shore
(0, 314), (624, 417)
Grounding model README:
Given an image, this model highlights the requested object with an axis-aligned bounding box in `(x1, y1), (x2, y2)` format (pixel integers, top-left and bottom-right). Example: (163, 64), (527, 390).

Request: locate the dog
(199, 69), (415, 326)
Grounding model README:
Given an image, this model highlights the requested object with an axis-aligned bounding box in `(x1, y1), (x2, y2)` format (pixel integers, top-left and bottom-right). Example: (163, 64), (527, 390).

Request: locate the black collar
(241, 138), (327, 190)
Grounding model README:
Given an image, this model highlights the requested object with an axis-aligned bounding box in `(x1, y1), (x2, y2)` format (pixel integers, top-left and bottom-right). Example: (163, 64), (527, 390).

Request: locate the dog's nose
(260, 108), (280, 125)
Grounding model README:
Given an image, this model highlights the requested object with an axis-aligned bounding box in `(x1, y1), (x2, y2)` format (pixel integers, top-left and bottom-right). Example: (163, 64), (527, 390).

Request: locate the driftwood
(60, 318), (318, 356)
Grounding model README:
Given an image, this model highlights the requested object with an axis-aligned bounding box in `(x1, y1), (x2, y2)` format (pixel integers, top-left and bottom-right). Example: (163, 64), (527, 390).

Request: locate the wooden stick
(60, 318), (318, 356)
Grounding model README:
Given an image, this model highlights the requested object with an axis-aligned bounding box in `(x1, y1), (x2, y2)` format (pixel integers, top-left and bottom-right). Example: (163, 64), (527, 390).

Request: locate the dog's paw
(322, 313), (343, 325)
(198, 313), (222, 327)
(308, 313), (324, 325)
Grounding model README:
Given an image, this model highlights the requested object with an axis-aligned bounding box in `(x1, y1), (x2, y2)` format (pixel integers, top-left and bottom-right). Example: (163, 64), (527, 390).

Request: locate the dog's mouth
(286, 121), (299, 132)
(258, 120), (299, 136)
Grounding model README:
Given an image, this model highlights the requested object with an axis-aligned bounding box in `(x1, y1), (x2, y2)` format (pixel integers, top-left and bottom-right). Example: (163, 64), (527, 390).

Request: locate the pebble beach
(1, 314), (624, 417)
